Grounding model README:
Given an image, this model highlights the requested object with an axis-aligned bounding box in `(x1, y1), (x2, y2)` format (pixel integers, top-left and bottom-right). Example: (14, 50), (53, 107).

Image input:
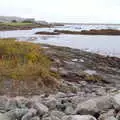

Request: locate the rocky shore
(0, 44), (120, 120)
(0, 91), (120, 120)
(35, 29), (120, 35)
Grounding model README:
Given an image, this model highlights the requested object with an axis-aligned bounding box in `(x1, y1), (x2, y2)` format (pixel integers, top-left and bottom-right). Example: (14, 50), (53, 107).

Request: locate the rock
(72, 59), (78, 62)
(5, 99), (17, 111)
(98, 109), (116, 120)
(111, 93), (120, 110)
(0, 96), (8, 113)
(59, 68), (69, 77)
(65, 106), (74, 115)
(15, 97), (29, 108)
(0, 113), (11, 120)
(22, 108), (37, 120)
(31, 116), (40, 120)
(50, 110), (65, 120)
(50, 67), (58, 73)
(3, 108), (29, 120)
(33, 103), (48, 116)
(44, 97), (58, 110)
(116, 111), (120, 120)
(62, 115), (96, 120)
(103, 116), (117, 120)
(42, 117), (51, 120)
(75, 96), (112, 116)
(55, 92), (66, 98)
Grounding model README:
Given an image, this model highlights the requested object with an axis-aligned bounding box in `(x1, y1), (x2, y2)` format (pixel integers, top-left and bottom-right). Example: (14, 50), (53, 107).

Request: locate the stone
(22, 108), (37, 120)
(0, 96), (8, 113)
(50, 110), (65, 120)
(65, 106), (74, 115)
(44, 97), (58, 110)
(99, 109), (116, 120)
(103, 116), (117, 120)
(62, 115), (96, 120)
(31, 116), (40, 120)
(33, 103), (48, 116)
(75, 96), (112, 116)
(5, 99), (17, 111)
(15, 97), (29, 108)
(111, 93), (120, 110)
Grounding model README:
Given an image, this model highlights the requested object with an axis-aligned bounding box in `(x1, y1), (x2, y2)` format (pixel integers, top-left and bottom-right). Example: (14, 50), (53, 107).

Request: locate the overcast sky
(0, 0), (120, 23)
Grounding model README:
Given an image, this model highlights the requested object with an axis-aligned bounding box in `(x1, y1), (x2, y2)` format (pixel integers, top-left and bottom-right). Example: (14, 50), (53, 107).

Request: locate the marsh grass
(0, 39), (59, 85)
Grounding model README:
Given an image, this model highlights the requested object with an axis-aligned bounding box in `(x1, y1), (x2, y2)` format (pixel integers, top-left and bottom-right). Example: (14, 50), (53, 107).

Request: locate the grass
(0, 39), (59, 86)
(0, 22), (33, 26)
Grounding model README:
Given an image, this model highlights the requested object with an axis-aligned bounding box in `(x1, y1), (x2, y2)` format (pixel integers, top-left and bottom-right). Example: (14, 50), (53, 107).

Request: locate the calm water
(0, 24), (120, 57)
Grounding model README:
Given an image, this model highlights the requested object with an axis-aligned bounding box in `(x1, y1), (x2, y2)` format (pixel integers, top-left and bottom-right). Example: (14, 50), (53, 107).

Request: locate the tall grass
(0, 39), (58, 85)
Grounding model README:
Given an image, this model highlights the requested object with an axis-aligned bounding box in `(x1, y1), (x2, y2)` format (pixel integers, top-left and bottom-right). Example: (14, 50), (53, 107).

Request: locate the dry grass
(0, 39), (59, 85)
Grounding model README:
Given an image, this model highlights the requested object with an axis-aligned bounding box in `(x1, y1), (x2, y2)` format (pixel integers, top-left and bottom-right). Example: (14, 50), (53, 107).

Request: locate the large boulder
(75, 96), (112, 116)
(62, 115), (96, 120)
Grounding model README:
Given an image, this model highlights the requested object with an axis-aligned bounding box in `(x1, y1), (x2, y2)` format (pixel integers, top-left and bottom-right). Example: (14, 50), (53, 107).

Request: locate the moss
(0, 39), (59, 85)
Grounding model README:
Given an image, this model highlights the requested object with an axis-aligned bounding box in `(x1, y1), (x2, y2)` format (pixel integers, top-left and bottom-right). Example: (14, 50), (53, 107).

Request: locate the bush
(0, 39), (59, 84)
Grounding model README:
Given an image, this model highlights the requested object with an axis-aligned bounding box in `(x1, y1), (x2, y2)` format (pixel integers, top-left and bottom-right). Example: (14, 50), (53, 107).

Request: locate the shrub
(0, 39), (59, 84)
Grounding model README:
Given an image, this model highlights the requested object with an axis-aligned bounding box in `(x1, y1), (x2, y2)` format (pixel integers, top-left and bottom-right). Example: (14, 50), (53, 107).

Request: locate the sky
(0, 0), (120, 23)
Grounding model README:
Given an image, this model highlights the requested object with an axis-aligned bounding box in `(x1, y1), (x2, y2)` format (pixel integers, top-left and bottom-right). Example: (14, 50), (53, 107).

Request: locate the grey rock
(99, 109), (116, 120)
(103, 116), (117, 120)
(0, 113), (11, 120)
(50, 110), (65, 120)
(65, 106), (74, 115)
(44, 97), (58, 110)
(75, 96), (112, 115)
(5, 99), (17, 111)
(33, 103), (48, 116)
(15, 97), (29, 108)
(111, 93), (120, 110)
(116, 112), (120, 120)
(42, 117), (51, 120)
(1, 108), (29, 120)
(59, 68), (69, 77)
(0, 96), (8, 113)
(31, 116), (40, 120)
(22, 108), (37, 120)
(62, 115), (96, 120)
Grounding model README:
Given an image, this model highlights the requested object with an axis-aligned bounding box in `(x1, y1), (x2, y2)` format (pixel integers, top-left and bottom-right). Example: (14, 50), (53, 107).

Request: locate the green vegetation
(0, 22), (33, 26)
(0, 39), (59, 86)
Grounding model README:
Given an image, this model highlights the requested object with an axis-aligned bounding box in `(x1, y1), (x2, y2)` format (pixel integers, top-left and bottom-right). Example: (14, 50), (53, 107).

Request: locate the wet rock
(62, 115), (96, 120)
(33, 103), (48, 116)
